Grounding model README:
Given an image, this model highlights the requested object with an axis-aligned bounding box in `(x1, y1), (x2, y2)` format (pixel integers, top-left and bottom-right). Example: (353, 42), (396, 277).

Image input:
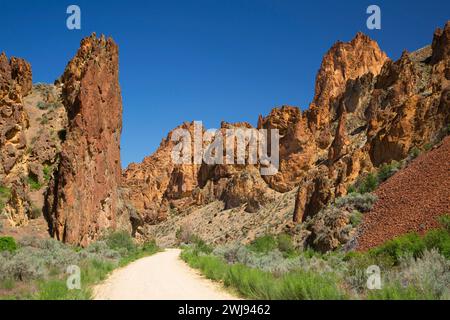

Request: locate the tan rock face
(0, 53), (33, 226)
(259, 106), (317, 193)
(368, 24), (450, 166)
(309, 33), (388, 130)
(0, 53), (31, 178)
(45, 34), (123, 246)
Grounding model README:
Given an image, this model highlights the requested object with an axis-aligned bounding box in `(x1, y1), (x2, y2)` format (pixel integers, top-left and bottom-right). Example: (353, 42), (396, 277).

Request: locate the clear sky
(1, 0), (449, 167)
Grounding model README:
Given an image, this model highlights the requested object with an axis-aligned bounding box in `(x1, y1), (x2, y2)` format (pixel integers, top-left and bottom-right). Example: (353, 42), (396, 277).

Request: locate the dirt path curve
(94, 249), (238, 300)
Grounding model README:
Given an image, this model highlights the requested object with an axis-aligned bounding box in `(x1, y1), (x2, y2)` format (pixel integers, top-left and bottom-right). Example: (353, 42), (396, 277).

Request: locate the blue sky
(1, 0), (449, 167)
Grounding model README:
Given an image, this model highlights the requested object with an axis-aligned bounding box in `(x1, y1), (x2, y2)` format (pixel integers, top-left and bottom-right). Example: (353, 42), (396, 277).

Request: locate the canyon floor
(93, 249), (239, 300)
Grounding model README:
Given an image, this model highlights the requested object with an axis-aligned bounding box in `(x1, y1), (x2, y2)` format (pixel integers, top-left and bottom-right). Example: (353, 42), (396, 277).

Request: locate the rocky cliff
(45, 34), (124, 247)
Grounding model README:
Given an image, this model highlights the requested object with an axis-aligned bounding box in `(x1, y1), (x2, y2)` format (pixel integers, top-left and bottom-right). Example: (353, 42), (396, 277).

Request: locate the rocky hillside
(357, 136), (450, 250)
(124, 22), (450, 247)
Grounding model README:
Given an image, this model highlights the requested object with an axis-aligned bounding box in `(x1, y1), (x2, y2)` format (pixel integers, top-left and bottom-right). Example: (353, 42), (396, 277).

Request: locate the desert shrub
(344, 251), (394, 293)
(350, 210), (363, 227)
(40, 115), (49, 125)
(224, 263), (279, 299)
(409, 146), (421, 159)
(0, 185), (11, 212)
(191, 236), (213, 254)
(213, 242), (345, 277)
(1, 248), (47, 281)
(31, 239), (79, 272)
(37, 101), (47, 110)
(184, 248), (347, 300)
(79, 240), (121, 262)
(368, 282), (433, 300)
(439, 214), (450, 232)
(335, 193), (378, 212)
(366, 250), (450, 300)
(0, 278), (15, 290)
(0, 185), (10, 196)
(357, 173), (379, 194)
(378, 160), (402, 183)
(183, 251), (228, 281)
(423, 229), (450, 259)
(369, 224), (450, 263)
(248, 235), (278, 254)
(29, 207), (42, 219)
(369, 233), (426, 264)
(276, 234), (295, 256)
(391, 250), (450, 299)
(0, 234), (159, 299)
(43, 165), (52, 182)
(423, 143), (433, 151)
(36, 101), (60, 111)
(27, 175), (42, 191)
(0, 237), (17, 253)
(278, 270), (346, 300)
(103, 230), (136, 255)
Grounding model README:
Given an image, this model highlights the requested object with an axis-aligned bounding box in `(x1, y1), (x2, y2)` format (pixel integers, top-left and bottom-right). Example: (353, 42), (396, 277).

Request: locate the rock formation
(124, 22), (450, 249)
(45, 34), (123, 246)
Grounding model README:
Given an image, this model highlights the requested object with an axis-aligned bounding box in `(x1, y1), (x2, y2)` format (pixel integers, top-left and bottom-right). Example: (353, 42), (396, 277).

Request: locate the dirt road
(94, 249), (238, 300)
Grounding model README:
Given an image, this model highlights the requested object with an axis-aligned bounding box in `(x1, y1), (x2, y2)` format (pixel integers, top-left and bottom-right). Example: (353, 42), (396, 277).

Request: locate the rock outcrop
(0, 53), (33, 226)
(125, 22), (450, 250)
(45, 34), (123, 246)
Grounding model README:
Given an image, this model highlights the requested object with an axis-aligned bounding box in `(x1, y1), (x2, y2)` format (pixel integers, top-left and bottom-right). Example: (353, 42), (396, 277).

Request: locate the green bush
(368, 283), (434, 300)
(276, 234), (295, 255)
(410, 146), (421, 159)
(43, 165), (52, 182)
(350, 211), (363, 227)
(369, 222), (450, 263)
(423, 229), (450, 259)
(183, 248), (346, 300)
(0, 237), (17, 253)
(423, 143), (433, 151)
(27, 175), (42, 191)
(225, 263), (278, 299)
(369, 233), (426, 264)
(0, 185), (10, 198)
(278, 270), (346, 300)
(439, 214), (450, 233)
(358, 173), (379, 194)
(378, 161), (401, 183)
(391, 249), (450, 300)
(0, 185), (11, 212)
(104, 231), (136, 254)
(249, 235), (278, 254)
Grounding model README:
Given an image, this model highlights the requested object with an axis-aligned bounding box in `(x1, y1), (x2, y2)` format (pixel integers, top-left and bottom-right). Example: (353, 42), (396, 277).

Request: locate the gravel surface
(357, 137), (450, 251)
(94, 249), (239, 300)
